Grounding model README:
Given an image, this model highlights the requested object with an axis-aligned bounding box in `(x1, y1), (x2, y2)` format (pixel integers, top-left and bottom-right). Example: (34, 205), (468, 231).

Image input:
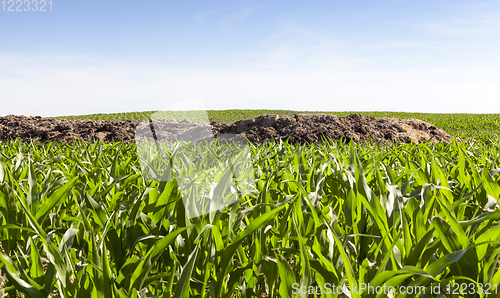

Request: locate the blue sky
(1, 0), (500, 116)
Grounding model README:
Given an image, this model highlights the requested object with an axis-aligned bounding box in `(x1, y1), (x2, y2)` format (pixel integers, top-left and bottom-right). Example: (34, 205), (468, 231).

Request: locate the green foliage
(1, 137), (500, 297)
(0, 269), (5, 297)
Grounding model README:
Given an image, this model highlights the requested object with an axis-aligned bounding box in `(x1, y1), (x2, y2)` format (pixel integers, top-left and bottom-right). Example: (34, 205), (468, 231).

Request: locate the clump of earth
(0, 113), (452, 145)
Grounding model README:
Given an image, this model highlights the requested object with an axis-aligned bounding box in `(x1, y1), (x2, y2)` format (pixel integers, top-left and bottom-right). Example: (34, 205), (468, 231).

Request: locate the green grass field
(1, 110), (500, 297)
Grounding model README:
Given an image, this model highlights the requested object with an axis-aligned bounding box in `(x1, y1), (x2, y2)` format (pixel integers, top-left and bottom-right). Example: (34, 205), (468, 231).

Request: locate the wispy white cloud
(1, 52), (499, 117)
(219, 6), (262, 32)
(413, 10), (500, 37)
(191, 7), (234, 24)
(192, 5), (263, 33)
(225, 22), (351, 72)
(264, 21), (335, 45)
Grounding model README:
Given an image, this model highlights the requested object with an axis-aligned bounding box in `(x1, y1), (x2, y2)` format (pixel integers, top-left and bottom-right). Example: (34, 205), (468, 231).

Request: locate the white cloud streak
(192, 5), (263, 33)
(1, 52), (499, 117)
(413, 9), (500, 37)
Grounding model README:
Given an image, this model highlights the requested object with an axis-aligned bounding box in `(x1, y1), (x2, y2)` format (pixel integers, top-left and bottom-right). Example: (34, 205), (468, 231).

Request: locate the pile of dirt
(211, 113), (452, 145)
(0, 115), (139, 143)
(0, 113), (452, 145)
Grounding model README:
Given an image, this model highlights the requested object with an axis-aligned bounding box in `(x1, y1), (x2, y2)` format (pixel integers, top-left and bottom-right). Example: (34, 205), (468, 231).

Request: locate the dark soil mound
(211, 113), (452, 145)
(0, 113), (452, 145)
(0, 115), (140, 143)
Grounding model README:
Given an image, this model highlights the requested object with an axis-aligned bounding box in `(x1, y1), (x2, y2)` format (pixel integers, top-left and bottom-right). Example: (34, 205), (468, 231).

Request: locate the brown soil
(0, 115), (139, 143)
(0, 113), (452, 145)
(210, 113), (452, 145)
